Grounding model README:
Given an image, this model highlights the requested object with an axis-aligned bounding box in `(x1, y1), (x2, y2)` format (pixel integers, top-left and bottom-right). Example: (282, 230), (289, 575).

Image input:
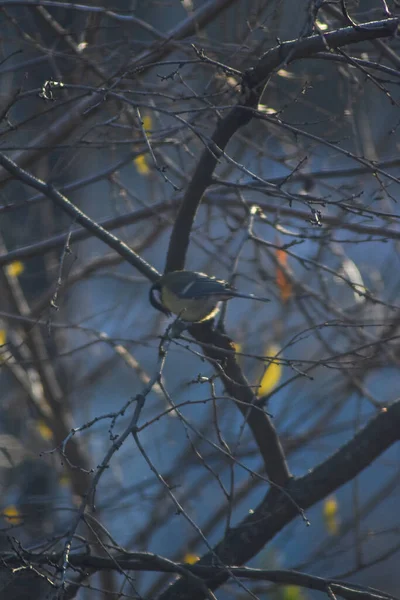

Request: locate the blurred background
(0, 0), (399, 598)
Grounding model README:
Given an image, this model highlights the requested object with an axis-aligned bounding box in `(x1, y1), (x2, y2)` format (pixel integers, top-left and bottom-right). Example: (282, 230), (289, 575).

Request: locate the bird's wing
(175, 274), (234, 298)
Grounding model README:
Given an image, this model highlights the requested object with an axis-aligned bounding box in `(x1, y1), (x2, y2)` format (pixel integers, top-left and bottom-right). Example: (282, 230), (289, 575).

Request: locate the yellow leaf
(259, 345), (282, 397)
(325, 516), (339, 535)
(282, 585), (305, 600)
(36, 420), (54, 441)
(142, 115), (153, 133)
(233, 341), (242, 354)
(257, 103), (277, 115)
(316, 20), (328, 31)
(232, 341), (244, 365)
(276, 249), (292, 303)
(323, 496), (338, 518)
(3, 505), (23, 525)
(59, 474), (70, 487)
(0, 329), (6, 346)
(5, 261), (24, 278)
(323, 496), (339, 535)
(134, 154), (150, 175)
(277, 68), (296, 79)
(183, 553), (199, 565)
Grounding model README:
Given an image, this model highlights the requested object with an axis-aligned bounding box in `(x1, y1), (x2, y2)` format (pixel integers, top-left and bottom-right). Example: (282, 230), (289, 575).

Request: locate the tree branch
(165, 17), (398, 273)
(158, 399), (400, 599)
(0, 153), (160, 282)
(189, 323), (291, 487)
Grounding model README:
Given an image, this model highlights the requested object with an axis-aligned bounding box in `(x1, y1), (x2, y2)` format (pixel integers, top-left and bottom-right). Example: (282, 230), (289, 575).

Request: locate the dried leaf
(337, 258), (365, 304)
(276, 249), (292, 303)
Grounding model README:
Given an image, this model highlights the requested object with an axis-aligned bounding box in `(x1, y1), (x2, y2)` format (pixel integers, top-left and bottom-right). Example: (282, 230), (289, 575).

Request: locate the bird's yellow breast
(161, 288), (221, 322)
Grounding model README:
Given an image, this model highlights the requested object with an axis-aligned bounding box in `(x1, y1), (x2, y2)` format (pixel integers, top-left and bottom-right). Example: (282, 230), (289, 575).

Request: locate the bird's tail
(232, 292), (271, 303)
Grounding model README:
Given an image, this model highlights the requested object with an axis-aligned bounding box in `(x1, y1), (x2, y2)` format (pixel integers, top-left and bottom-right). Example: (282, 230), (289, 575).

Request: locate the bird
(149, 270), (270, 322)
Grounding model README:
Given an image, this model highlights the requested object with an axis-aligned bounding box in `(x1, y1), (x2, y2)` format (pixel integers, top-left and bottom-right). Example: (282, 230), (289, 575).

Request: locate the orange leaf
(276, 249), (292, 303)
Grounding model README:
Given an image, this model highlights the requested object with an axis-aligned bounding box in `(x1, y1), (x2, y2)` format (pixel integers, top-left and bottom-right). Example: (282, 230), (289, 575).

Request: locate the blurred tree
(0, 1), (400, 600)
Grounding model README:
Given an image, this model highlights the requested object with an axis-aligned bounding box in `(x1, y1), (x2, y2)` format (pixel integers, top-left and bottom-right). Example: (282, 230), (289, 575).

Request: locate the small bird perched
(149, 270), (270, 322)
